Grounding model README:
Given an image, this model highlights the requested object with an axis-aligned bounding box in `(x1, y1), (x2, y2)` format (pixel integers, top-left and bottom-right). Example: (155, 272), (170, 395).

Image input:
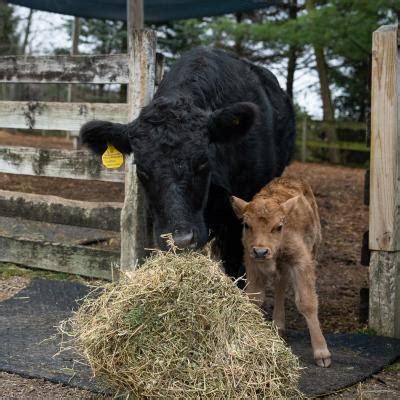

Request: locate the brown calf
(231, 177), (331, 367)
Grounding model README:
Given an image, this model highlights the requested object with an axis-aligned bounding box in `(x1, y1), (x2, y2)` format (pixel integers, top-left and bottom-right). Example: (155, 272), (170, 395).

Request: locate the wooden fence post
(120, 0), (156, 270)
(369, 24), (400, 338)
(68, 17), (81, 149)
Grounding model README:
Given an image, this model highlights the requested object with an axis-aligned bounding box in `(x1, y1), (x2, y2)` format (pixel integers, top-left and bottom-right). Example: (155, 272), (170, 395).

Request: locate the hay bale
(62, 252), (302, 398)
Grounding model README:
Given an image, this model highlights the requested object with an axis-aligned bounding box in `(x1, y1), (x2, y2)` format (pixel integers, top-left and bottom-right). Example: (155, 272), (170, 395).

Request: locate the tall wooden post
(369, 24), (400, 338)
(120, 0), (156, 270)
(68, 17), (81, 149)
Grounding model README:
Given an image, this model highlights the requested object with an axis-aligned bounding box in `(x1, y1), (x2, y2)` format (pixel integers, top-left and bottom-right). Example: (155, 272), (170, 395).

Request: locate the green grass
(384, 361), (400, 372)
(0, 262), (83, 282)
(354, 326), (378, 336)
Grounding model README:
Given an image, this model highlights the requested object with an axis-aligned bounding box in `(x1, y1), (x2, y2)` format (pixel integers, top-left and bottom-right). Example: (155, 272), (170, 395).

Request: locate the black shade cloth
(0, 278), (399, 397)
(9, 1), (282, 22)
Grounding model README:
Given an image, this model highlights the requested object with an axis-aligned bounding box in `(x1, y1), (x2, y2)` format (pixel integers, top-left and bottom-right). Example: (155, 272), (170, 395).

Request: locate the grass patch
(384, 361), (400, 372)
(0, 262), (84, 282)
(354, 326), (378, 336)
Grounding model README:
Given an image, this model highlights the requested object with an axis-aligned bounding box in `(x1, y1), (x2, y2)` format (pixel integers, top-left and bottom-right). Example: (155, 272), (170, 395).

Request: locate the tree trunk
(286, 0), (298, 99)
(21, 9), (33, 55)
(306, 0), (339, 163)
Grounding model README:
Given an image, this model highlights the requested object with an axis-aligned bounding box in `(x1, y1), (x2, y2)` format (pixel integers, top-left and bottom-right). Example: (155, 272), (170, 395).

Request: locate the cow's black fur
(80, 47), (295, 279)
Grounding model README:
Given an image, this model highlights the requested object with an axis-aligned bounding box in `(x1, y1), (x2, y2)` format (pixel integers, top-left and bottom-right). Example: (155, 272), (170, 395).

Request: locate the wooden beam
(128, 0), (144, 30)
(120, 28), (156, 270)
(0, 101), (128, 131)
(155, 52), (165, 86)
(0, 190), (122, 231)
(0, 215), (119, 280)
(0, 235), (117, 280)
(0, 54), (129, 84)
(0, 146), (124, 182)
(369, 24), (400, 338)
(369, 24), (400, 251)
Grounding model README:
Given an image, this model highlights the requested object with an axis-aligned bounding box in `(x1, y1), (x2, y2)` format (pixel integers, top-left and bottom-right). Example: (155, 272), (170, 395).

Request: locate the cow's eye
(136, 169), (149, 182)
(196, 161), (209, 173)
(244, 222), (251, 230)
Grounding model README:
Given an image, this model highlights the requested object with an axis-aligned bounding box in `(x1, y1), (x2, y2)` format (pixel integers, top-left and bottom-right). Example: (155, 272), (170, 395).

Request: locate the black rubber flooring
(0, 278), (399, 397)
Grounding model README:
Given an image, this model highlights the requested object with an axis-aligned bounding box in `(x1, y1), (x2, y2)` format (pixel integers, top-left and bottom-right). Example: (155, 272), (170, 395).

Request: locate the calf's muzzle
(253, 247), (271, 259)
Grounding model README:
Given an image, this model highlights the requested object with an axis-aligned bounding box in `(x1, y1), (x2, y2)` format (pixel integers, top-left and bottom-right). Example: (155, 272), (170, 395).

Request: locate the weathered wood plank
(120, 29), (156, 271)
(0, 54), (129, 84)
(0, 235), (117, 280)
(369, 25), (400, 251)
(369, 250), (400, 338)
(0, 215), (119, 279)
(0, 146), (124, 182)
(0, 101), (129, 130)
(0, 190), (122, 231)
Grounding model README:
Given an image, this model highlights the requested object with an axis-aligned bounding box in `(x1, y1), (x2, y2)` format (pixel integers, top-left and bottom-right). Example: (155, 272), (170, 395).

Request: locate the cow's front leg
(273, 267), (289, 331)
(290, 260), (331, 367)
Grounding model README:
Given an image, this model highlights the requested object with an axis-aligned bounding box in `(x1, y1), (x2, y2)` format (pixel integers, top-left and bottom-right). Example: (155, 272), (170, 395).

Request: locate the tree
(0, 0), (19, 55)
(306, 0), (339, 163)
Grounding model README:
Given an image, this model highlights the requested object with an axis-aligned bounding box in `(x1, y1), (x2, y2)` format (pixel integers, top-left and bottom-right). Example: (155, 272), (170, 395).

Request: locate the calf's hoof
(314, 349), (331, 368)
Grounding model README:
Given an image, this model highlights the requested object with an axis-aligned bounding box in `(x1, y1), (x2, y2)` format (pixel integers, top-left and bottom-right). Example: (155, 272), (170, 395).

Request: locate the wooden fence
(0, 29), (161, 279)
(369, 24), (400, 338)
(297, 119), (368, 163)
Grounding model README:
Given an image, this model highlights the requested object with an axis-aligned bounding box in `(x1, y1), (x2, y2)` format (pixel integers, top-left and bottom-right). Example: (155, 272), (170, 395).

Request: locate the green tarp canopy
(8, 0), (282, 22)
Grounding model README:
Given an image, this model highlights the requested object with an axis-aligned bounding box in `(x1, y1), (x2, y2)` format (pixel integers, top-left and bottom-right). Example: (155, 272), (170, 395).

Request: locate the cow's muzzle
(172, 228), (196, 249)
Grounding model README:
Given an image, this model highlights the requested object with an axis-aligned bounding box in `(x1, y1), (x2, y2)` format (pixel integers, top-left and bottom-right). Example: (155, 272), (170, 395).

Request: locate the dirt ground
(0, 130), (398, 399)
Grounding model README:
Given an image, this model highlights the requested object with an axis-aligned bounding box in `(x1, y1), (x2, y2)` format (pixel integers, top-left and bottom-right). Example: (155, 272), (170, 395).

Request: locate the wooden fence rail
(0, 146), (124, 182)
(0, 54), (130, 84)
(0, 101), (128, 130)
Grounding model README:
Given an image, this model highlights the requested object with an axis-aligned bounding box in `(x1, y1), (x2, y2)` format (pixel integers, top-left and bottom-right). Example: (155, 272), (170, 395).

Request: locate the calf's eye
(273, 223), (283, 233)
(244, 222), (250, 230)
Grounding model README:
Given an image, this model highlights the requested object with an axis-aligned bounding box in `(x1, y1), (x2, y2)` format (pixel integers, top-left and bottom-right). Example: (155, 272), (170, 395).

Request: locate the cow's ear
(231, 196), (248, 219)
(207, 102), (259, 143)
(80, 120), (132, 155)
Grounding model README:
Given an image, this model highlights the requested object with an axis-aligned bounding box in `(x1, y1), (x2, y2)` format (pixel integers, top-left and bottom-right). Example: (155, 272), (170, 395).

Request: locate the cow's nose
(172, 229), (194, 249)
(253, 247), (270, 259)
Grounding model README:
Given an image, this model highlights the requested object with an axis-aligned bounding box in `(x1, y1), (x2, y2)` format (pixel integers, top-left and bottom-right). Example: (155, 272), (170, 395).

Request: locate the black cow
(80, 47), (295, 279)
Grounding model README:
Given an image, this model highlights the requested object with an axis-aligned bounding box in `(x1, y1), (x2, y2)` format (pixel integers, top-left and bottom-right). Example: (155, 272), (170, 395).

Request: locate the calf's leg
(245, 263), (266, 307)
(290, 262), (331, 367)
(273, 267), (289, 330)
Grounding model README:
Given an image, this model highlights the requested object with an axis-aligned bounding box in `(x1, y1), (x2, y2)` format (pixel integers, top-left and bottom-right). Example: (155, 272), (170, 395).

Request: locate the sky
(13, 5), (323, 118)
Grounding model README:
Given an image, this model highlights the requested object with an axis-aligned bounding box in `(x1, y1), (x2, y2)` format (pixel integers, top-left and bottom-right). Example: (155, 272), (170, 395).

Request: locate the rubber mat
(0, 278), (399, 397)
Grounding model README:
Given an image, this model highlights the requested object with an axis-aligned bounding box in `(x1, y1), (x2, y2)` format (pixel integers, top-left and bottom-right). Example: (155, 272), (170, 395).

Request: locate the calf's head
(231, 195), (300, 261)
(80, 96), (258, 250)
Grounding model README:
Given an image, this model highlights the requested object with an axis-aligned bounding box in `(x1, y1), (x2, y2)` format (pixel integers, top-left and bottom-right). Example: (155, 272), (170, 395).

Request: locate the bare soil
(0, 130), (398, 398)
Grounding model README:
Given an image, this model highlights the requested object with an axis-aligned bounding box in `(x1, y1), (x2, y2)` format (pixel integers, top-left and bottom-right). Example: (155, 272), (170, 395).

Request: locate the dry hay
(60, 251), (302, 399)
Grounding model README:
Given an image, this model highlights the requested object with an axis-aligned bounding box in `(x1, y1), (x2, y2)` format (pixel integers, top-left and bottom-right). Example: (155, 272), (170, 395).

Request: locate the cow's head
(80, 96), (258, 250)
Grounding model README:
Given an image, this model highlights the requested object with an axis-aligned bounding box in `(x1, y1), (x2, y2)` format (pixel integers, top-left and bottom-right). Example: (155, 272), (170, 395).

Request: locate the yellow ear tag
(102, 145), (124, 169)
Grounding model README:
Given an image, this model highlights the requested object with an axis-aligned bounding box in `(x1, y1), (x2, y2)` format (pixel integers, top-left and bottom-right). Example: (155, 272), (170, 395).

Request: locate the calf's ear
(207, 102), (259, 143)
(281, 195), (301, 215)
(80, 120), (132, 155)
(231, 196), (248, 219)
